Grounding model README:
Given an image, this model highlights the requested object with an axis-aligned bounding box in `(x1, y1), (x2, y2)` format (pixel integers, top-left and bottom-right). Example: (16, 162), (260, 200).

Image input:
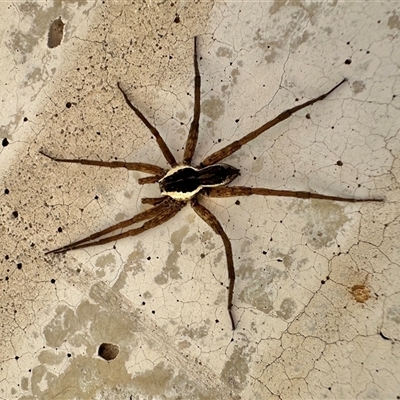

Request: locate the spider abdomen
(159, 164), (240, 201)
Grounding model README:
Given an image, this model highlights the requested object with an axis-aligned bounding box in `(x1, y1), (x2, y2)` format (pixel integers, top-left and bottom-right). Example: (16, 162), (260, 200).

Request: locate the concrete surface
(1, 1), (399, 399)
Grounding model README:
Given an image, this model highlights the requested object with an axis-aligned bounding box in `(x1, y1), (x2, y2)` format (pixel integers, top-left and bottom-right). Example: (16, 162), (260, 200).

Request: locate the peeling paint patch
(154, 224), (188, 285)
(202, 96), (225, 120)
(130, 362), (205, 398)
(299, 201), (350, 249)
(94, 252), (117, 278)
(216, 46), (233, 59)
(388, 10), (400, 30)
(239, 265), (286, 314)
(352, 80), (366, 94)
(276, 297), (297, 320)
(221, 345), (252, 391)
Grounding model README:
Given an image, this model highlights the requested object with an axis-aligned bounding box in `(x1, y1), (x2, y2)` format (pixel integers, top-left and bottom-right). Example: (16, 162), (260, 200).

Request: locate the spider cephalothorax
(159, 164), (240, 200)
(41, 37), (383, 330)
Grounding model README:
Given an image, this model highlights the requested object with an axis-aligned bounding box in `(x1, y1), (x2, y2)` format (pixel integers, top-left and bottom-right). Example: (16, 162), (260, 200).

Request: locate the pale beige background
(0, 1), (399, 399)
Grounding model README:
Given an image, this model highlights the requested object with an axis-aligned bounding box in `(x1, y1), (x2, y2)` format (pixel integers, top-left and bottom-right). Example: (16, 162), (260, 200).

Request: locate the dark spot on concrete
(48, 17), (65, 49)
(351, 284), (370, 303)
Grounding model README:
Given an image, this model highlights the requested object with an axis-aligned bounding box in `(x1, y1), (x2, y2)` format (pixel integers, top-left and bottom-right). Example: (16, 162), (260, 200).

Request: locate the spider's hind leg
(206, 186), (385, 203)
(191, 199), (236, 330)
(141, 196), (168, 205)
(46, 198), (183, 254)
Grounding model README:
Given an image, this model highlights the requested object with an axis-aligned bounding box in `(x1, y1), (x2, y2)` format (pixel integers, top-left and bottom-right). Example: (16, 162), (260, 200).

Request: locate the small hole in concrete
(98, 343), (119, 361)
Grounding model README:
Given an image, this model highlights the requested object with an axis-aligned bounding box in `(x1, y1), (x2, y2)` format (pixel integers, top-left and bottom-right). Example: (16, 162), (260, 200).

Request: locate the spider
(41, 37), (383, 330)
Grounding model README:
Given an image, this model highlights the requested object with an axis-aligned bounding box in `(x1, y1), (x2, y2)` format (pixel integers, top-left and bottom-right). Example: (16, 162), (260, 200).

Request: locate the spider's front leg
(183, 36), (201, 164)
(117, 82), (178, 168)
(201, 79), (347, 166)
(39, 151), (166, 176)
(191, 199), (236, 330)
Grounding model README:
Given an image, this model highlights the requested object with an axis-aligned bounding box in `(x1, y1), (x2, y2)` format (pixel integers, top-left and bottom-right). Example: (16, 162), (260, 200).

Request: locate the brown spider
(41, 37), (383, 330)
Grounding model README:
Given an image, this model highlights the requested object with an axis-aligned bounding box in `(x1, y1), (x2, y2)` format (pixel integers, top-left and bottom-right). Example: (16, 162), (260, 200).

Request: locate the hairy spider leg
(46, 198), (183, 254)
(206, 187), (385, 202)
(183, 36), (201, 164)
(191, 199), (236, 330)
(39, 151), (166, 176)
(141, 196), (169, 205)
(201, 79), (347, 167)
(45, 199), (169, 254)
(50, 201), (172, 254)
(138, 175), (164, 185)
(117, 82), (178, 167)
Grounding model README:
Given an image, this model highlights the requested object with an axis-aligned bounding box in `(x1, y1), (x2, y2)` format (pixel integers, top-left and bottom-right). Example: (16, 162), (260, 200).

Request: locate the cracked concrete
(1, 1), (399, 399)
